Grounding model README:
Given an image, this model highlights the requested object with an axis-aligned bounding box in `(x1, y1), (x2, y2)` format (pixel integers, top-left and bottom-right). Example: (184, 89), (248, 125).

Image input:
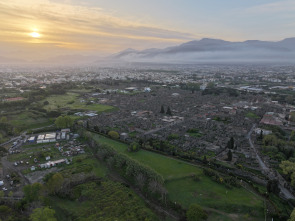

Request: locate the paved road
(0, 136), (22, 147)
(247, 124), (295, 199)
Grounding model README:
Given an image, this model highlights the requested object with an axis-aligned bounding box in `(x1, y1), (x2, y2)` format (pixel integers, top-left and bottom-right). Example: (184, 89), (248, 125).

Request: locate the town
(1, 63), (295, 220)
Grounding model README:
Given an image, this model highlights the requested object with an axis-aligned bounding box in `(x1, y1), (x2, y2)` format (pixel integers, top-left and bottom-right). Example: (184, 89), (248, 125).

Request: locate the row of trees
(92, 142), (166, 198)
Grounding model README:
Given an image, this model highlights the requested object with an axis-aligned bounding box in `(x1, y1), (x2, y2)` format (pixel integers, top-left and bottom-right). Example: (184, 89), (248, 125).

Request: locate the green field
(246, 112), (259, 119)
(91, 133), (265, 220)
(5, 92), (115, 132)
(167, 178), (264, 219)
(8, 111), (54, 130)
(92, 134), (202, 180)
(42, 92), (114, 113)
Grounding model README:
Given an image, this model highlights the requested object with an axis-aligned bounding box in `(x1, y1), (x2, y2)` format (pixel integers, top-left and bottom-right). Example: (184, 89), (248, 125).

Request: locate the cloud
(0, 0), (198, 60)
(247, 0), (295, 13)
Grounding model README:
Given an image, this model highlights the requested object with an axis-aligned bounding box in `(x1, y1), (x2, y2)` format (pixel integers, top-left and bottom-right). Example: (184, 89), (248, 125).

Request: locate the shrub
(108, 131), (119, 139)
(186, 204), (208, 221)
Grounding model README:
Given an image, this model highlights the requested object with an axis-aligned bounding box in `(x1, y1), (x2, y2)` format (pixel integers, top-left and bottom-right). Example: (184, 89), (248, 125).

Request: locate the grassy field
(8, 111), (54, 130)
(91, 133), (265, 220)
(42, 92), (114, 113)
(92, 134), (202, 180)
(166, 177), (264, 219)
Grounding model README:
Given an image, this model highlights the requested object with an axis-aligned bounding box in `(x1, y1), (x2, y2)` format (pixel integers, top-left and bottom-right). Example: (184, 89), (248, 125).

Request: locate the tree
(128, 142), (140, 152)
(290, 112), (295, 122)
(202, 156), (208, 164)
(227, 150), (232, 161)
(289, 208), (295, 221)
(166, 106), (172, 116)
(207, 82), (215, 89)
(46, 173), (64, 195)
(286, 95), (294, 105)
(30, 207), (57, 221)
(0, 191), (4, 198)
(0, 116), (7, 123)
(54, 116), (74, 129)
(263, 135), (278, 147)
(186, 204), (208, 221)
(148, 180), (160, 194)
(136, 173), (146, 190)
(227, 137), (234, 149)
(267, 179), (280, 194)
(290, 131), (295, 142)
(280, 161), (295, 187)
(160, 105), (165, 114)
(259, 130), (263, 140)
(8, 191), (13, 197)
(23, 183), (43, 202)
(108, 131), (119, 139)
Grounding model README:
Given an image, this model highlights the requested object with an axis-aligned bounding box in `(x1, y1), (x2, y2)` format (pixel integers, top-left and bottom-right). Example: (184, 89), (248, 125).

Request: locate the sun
(30, 32), (40, 38)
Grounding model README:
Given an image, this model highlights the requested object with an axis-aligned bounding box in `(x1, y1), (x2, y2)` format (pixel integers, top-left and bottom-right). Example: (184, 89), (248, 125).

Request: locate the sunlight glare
(30, 32), (40, 38)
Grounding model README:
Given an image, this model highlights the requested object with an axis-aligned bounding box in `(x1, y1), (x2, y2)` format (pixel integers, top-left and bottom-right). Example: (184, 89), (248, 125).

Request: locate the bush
(186, 204), (208, 221)
(128, 142), (140, 152)
(108, 131), (119, 139)
(167, 133), (179, 140)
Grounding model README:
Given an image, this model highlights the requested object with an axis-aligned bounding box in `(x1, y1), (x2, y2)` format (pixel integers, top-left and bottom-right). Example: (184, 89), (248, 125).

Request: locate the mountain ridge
(110, 37), (295, 63)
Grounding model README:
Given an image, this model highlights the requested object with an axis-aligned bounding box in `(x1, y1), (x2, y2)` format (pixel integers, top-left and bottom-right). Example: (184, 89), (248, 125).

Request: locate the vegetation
(246, 112), (259, 119)
(54, 116), (74, 129)
(187, 129), (202, 138)
(51, 180), (158, 221)
(30, 207), (57, 221)
(160, 105), (165, 114)
(186, 204), (208, 221)
(9, 144), (158, 221)
(262, 133), (295, 162)
(107, 130), (120, 139)
(227, 150), (232, 161)
(280, 161), (295, 187)
(289, 208), (295, 221)
(42, 92), (114, 113)
(90, 133), (265, 220)
(166, 106), (172, 115)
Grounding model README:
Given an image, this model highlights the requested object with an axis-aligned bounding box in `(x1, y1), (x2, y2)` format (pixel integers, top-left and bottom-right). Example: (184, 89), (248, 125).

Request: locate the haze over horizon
(1, 0), (295, 61)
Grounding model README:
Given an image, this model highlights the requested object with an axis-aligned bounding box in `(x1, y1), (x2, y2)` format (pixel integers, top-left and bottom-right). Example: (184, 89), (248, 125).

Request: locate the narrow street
(247, 124), (268, 171)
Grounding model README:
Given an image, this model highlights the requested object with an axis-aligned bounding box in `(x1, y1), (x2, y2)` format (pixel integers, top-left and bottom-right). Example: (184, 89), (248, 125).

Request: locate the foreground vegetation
(1, 151), (158, 221)
(90, 132), (265, 220)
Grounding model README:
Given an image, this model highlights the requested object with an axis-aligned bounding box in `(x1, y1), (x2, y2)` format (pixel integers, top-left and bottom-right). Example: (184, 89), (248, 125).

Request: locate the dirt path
(1, 156), (30, 185)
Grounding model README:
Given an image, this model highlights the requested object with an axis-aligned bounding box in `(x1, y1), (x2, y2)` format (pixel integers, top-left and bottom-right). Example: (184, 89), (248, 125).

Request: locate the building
(40, 159), (67, 169)
(27, 136), (36, 143)
(3, 97), (25, 102)
(144, 87), (151, 92)
(260, 112), (283, 126)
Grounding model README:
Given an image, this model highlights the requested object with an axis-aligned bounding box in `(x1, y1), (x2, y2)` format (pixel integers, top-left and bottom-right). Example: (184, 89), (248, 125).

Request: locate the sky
(0, 0), (295, 61)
